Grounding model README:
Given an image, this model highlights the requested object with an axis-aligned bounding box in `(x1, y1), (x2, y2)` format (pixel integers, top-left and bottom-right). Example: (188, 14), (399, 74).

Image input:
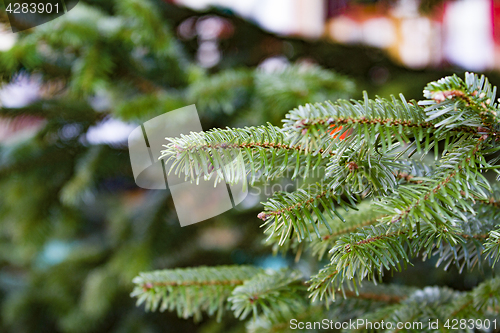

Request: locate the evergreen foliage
(0, 1), (355, 332)
(134, 73), (500, 331)
(1, 0), (499, 332)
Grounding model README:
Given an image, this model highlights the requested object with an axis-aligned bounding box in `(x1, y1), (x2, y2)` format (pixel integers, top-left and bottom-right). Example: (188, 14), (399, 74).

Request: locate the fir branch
(131, 265), (262, 321)
(422, 72), (499, 127)
(159, 125), (332, 186)
(307, 224), (413, 302)
(255, 64), (354, 105)
(286, 110), (492, 142)
(312, 217), (381, 260)
(353, 279), (499, 332)
(260, 144), (412, 247)
(470, 277), (500, 312)
(263, 201), (385, 260)
(282, 94), (429, 154)
(255, 64), (354, 123)
(483, 225), (500, 266)
(324, 142), (407, 196)
(259, 182), (355, 244)
(281, 94), (492, 158)
(376, 137), (491, 230)
(188, 64), (354, 118)
(229, 269), (305, 322)
(250, 280), (499, 332)
(247, 284), (411, 333)
(307, 222), (490, 302)
(309, 202), (386, 260)
(442, 278), (500, 320)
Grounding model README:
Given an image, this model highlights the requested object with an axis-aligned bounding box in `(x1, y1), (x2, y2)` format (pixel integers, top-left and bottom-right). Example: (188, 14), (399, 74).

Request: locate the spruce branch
(255, 64), (354, 105)
(247, 284), (412, 333)
(132, 266), (308, 324)
(159, 125), (333, 186)
(324, 141), (408, 197)
(229, 269), (304, 322)
(131, 265), (262, 321)
(439, 278), (500, 322)
(249, 279), (499, 332)
(376, 137), (492, 231)
(307, 222), (492, 302)
(263, 201), (385, 260)
(484, 225), (500, 266)
(469, 277), (500, 313)
(262, 161), (433, 257)
(281, 94), (492, 158)
(259, 182), (355, 244)
(282, 94), (429, 154)
(354, 278), (500, 332)
(422, 72), (499, 128)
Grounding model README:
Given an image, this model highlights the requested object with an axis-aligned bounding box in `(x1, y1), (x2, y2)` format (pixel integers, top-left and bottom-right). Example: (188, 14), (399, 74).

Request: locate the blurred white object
(253, 0), (296, 35)
(329, 16), (361, 44)
(196, 16), (226, 40)
(398, 17), (433, 69)
(391, 0), (420, 18)
(362, 18), (396, 48)
(0, 74), (41, 108)
(443, 0), (494, 71)
(0, 74), (45, 143)
(258, 56), (289, 73)
(253, 0), (324, 37)
(86, 118), (136, 146)
(0, 25), (16, 51)
(294, 0), (324, 38)
(177, 0), (257, 16)
(197, 40), (221, 68)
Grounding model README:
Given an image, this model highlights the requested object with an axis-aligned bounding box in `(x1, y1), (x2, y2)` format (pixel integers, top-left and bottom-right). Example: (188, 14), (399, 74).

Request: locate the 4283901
(6, 2), (61, 14)
(444, 319), (497, 330)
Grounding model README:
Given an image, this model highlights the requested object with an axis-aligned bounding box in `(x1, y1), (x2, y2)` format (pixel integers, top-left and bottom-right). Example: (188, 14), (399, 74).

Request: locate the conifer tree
(132, 73), (500, 332)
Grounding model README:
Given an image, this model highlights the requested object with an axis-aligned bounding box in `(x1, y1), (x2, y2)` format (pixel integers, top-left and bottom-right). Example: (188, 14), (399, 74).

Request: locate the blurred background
(0, 0), (499, 332)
